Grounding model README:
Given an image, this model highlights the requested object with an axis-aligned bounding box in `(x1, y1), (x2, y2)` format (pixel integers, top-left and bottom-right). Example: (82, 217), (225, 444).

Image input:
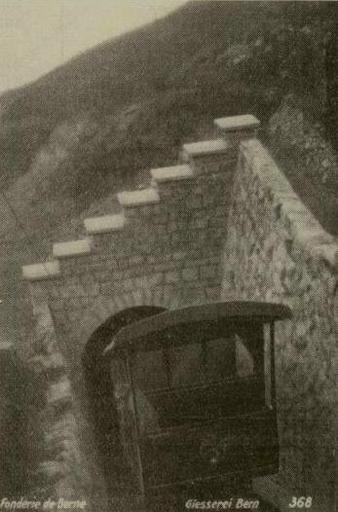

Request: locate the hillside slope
(0, 1), (336, 347)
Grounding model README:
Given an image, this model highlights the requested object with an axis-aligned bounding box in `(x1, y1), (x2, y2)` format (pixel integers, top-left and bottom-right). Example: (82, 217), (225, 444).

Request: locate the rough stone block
(200, 265), (219, 280)
(154, 261), (178, 273)
(165, 271), (181, 284)
(122, 278), (134, 292)
(30, 352), (65, 380)
(47, 379), (73, 416)
(129, 255), (145, 266)
(206, 286), (221, 301)
(189, 195), (203, 209)
(172, 250), (187, 261)
(182, 267), (198, 282)
(310, 243), (338, 269)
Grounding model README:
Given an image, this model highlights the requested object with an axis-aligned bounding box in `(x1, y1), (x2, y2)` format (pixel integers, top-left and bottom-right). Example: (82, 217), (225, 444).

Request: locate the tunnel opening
(82, 306), (166, 497)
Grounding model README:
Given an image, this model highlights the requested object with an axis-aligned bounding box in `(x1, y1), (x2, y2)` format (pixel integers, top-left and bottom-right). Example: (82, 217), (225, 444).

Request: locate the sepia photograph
(0, 1), (337, 511)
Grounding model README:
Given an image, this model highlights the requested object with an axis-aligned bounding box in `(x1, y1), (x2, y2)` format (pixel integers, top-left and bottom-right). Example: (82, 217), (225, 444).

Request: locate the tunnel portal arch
(82, 306), (166, 495)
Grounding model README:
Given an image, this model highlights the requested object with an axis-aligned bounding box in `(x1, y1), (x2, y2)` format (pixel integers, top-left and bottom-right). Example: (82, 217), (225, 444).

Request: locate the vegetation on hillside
(0, 1), (336, 345)
(0, 2), (336, 211)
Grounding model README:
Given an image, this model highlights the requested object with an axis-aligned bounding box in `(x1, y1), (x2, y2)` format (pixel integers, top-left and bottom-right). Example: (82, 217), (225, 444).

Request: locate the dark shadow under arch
(82, 306), (166, 496)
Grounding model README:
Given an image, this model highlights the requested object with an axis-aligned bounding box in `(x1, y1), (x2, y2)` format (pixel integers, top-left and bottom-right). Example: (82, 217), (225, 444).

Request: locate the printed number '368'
(289, 497), (312, 508)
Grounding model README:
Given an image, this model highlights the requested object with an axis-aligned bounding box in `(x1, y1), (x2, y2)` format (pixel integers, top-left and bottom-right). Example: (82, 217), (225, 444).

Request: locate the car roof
(104, 301), (292, 357)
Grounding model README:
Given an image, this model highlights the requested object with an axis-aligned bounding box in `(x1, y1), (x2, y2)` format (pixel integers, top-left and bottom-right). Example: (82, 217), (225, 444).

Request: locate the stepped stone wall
(22, 115), (259, 510)
(20, 114), (337, 511)
(222, 138), (338, 511)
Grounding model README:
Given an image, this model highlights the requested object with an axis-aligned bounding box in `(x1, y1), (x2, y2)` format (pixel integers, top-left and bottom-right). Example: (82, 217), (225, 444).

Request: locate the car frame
(104, 301), (292, 498)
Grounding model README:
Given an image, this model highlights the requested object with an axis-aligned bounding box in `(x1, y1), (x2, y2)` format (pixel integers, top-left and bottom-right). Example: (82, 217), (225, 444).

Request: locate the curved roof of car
(104, 301), (292, 357)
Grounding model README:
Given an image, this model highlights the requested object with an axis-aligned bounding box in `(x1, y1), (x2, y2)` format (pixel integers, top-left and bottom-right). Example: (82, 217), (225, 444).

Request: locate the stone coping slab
(182, 138), (229, 157)
(84, 214), (125, 234)
(0, 342), (13, 351)
(215, 114), (260, 132)
(151, 164), (194, 183)
(53, 239), (91, 259)
(118, 188), (160, 207)
(22, 261), (60, 281)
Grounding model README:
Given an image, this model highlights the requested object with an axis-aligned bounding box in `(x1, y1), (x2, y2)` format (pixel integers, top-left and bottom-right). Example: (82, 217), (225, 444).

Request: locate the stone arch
(77, 289), (182, 348)
(82, 305), (166, 496)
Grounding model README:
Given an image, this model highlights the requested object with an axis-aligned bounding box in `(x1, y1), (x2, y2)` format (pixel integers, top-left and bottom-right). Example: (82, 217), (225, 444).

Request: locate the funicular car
(104, 301), (292, 499)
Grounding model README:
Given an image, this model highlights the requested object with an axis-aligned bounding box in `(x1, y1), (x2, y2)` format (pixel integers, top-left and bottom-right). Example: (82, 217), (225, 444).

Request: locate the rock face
(267, 95), (338, 238)
(268, 96), (338, 191)
(222, 138), (337, 511)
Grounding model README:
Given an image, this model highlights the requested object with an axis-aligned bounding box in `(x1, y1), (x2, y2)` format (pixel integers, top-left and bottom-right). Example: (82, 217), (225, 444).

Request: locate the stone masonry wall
(22, 116), (260, 510)
(221, 138), (337, 511)
(26, 300), (95, 507)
